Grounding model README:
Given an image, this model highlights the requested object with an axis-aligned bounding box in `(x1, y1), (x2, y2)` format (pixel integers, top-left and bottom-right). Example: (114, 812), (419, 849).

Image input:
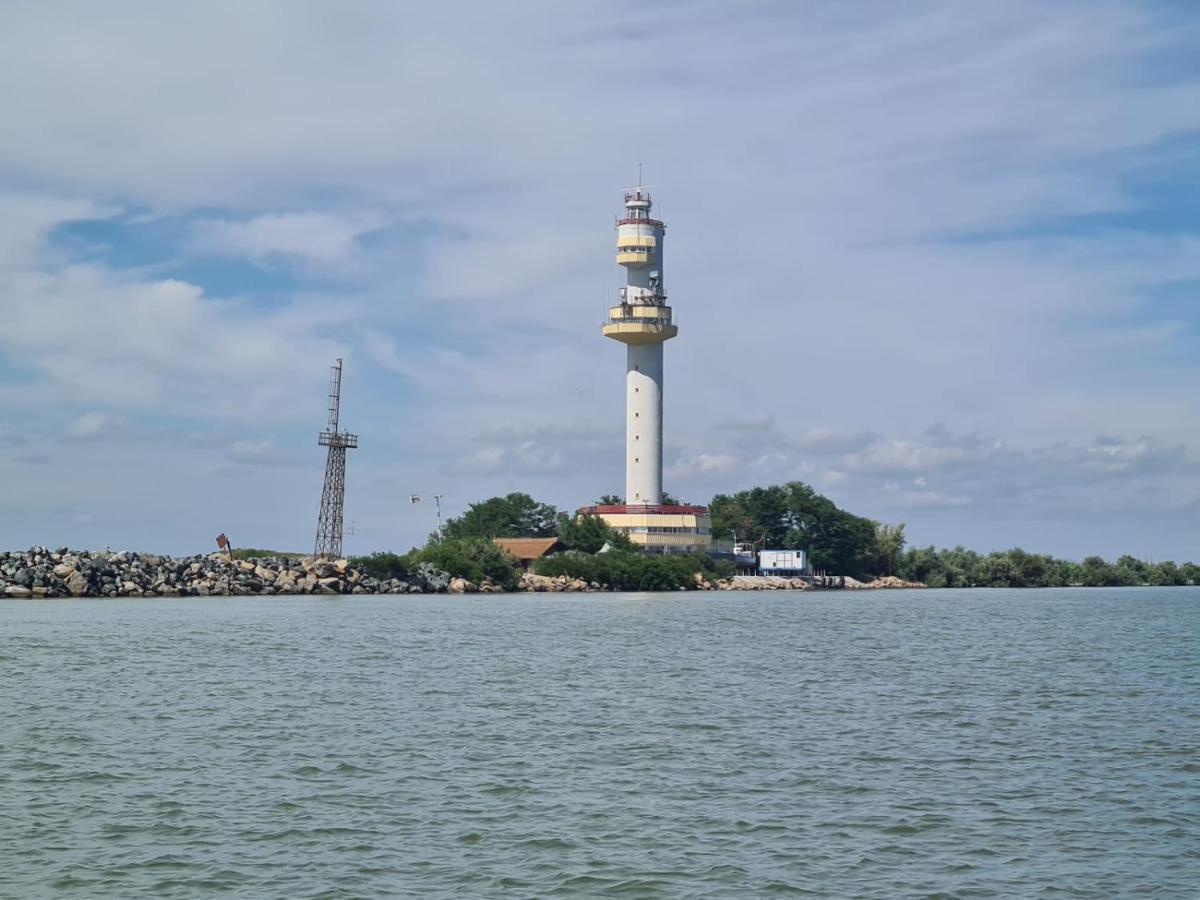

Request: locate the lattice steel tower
(314, 358), (358, 558)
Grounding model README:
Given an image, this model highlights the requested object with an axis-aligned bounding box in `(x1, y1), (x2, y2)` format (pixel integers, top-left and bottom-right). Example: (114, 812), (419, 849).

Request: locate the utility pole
(314, 358), (358, 558)
(409, 494), (444, 539)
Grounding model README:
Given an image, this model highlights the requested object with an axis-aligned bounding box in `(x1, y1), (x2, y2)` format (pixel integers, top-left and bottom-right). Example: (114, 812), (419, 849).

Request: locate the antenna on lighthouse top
(623, 164), (654, 201)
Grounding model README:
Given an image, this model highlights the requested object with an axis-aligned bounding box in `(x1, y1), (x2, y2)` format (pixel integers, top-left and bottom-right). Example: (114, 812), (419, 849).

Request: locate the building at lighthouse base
(580, 503), (713, 555)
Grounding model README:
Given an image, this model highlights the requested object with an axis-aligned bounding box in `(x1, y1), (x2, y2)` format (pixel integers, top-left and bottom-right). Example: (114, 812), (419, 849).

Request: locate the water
(1, 589), (1197, 898)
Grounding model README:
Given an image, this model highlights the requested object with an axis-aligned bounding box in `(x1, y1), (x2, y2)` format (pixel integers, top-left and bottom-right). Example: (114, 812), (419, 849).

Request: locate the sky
(1, 1), (1199, 560)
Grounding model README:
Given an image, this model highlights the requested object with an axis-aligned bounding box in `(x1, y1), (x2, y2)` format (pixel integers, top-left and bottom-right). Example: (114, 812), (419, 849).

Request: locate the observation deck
(318, 430), (359, 449)
(601, 304), (678, 344)
(616, 234), (657, 266)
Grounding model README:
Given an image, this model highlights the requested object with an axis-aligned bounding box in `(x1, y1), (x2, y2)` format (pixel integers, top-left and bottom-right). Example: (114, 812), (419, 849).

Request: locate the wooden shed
(492, 537), (563, 570)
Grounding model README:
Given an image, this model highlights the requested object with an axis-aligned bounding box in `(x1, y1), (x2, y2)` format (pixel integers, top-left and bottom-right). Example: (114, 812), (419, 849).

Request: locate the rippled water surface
(2, 589), (1198, 898)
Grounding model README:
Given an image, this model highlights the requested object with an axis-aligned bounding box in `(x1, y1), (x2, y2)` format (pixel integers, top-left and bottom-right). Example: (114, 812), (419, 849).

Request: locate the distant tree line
(349, 485), (1199, 589)
(896, 546), (1200, 588)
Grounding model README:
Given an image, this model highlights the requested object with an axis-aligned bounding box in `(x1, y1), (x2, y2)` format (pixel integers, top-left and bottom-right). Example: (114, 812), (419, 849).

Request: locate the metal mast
(314, 358), (358, 557)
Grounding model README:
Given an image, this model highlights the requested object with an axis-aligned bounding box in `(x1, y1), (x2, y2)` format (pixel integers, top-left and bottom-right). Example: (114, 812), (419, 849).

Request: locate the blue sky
(1, 1), (1199, 559)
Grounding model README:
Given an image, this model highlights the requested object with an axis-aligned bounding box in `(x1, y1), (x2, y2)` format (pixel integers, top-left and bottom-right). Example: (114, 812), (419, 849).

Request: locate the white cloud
(793, 428), (881, 455)
(359, 327), (423, 381)
(64, 411), (127, 442)
(447, 442), (565, 476)
(192, 211), (382, 264)
(882, 480), (972, 509)
(0, 199), (350, 425)
(446, 421), (620, 477)
(1, 3), (1199, 556)
(225, 439), (305, 467)
(841, 439), (997, 476)
(667, 453), (738, 478)
(718, 415), (775, 432)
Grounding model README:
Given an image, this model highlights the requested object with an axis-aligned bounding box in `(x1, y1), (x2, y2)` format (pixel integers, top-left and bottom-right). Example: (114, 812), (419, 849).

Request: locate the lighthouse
(590, 185), (712, 555)
(602, 186), (675, 504)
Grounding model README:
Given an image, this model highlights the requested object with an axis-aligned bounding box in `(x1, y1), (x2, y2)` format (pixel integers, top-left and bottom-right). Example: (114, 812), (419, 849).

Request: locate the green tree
(781, 482), (877, 577)
(709, 494), (755, 543)
(1149, 560), (1184, 586)
(1079, 556), (1117, 587)
(710, 481), (878, 578)
(596, 494), (623, 506)
(440, 493), (561, 541)
(557, 513), (633, 554)
(1114, 554), (1148, 586)
(974, 553), (1016, 587)
(873, 522), (906, 576)
(710, 485), (792, 545)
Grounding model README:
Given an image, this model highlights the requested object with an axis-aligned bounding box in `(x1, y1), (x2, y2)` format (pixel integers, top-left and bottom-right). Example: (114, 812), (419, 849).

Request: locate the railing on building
(580, 504), (709, 516)
(319, 430), (358, 449)
(604, 315), (673, 327)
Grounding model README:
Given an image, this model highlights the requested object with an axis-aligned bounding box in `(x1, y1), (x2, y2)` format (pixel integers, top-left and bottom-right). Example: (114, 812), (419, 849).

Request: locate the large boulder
(519, 572), (556, 592)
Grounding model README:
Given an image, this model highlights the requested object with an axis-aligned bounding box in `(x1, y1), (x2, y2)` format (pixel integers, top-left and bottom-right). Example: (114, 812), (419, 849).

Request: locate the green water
(2, 589), (1197, 897)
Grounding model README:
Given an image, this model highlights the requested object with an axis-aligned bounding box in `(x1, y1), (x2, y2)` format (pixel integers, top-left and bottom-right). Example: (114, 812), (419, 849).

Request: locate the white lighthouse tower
(602, 186), (675, 504)
(590, 184), (711, 554)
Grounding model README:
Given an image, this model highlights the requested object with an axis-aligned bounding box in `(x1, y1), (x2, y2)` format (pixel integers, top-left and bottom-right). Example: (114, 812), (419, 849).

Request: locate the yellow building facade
(583, 504), (713, 555)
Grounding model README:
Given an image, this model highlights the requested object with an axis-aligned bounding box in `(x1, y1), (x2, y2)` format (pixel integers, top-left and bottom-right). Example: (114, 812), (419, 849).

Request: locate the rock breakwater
(1, 548), (874, 597)
(0, 548), (451, 598)
(843, 575), (927, 589)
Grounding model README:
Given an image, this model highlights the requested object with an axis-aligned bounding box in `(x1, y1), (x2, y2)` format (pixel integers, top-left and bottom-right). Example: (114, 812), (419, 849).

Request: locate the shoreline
(0, 548), (928, 598)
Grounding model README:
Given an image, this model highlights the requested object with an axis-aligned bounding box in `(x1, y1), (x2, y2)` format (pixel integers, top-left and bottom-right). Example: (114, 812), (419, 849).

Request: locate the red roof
(579, 504), (709, 516)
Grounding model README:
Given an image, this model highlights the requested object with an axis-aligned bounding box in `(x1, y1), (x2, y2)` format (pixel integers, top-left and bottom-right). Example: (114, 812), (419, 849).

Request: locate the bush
(410, 538), (520, 591)
(349, 551), (414, 580)
(534, 550), (730, 591)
